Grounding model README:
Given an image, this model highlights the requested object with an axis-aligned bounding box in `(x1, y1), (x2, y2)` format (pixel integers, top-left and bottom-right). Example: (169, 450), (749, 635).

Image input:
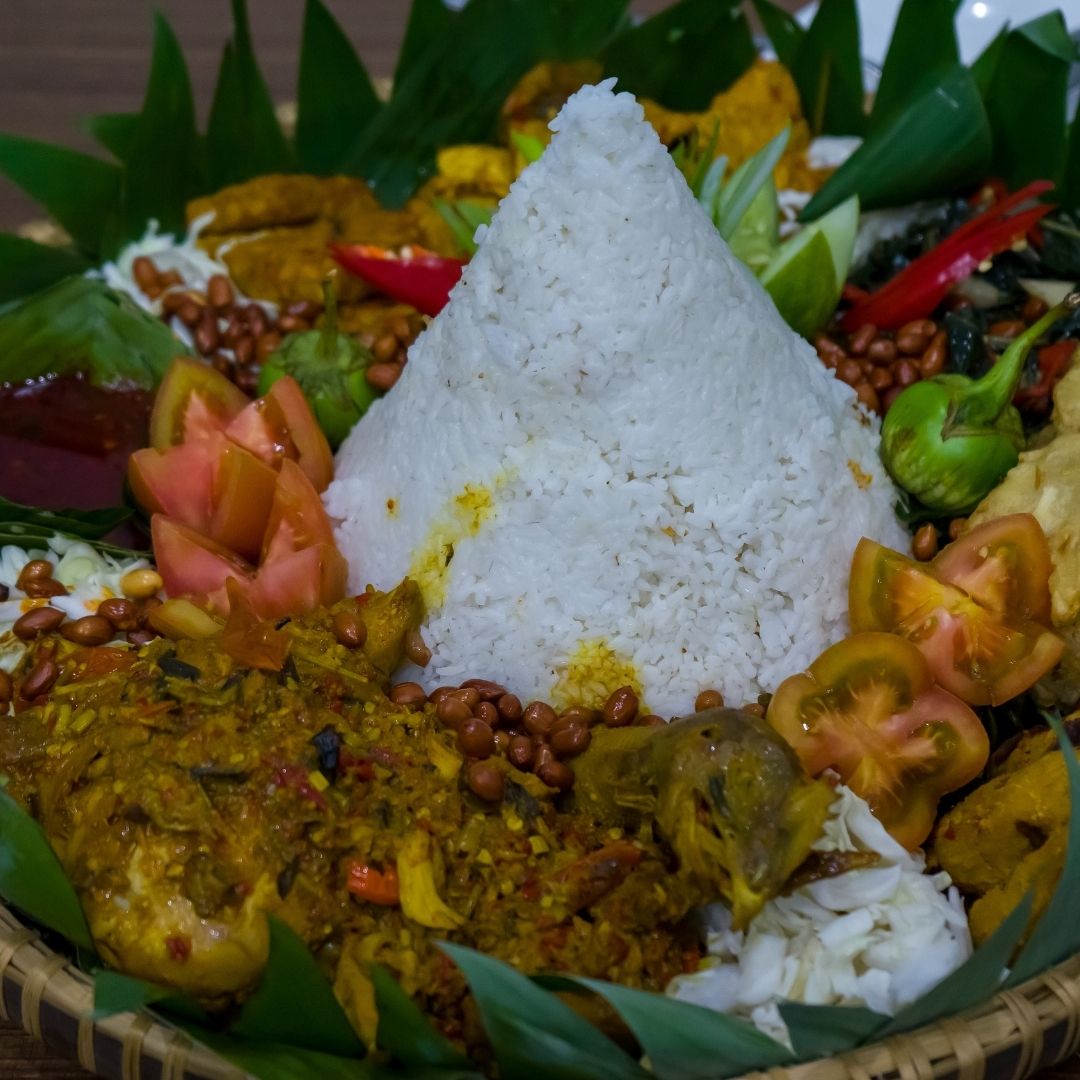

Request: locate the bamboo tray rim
(1, 900), (1079, 1080)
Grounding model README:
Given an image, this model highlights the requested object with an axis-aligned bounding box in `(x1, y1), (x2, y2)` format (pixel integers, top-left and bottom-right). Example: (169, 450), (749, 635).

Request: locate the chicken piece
(931, 721), (1079, 943)
(570, 708), (834, 928)
(968, 363), (1080, 705)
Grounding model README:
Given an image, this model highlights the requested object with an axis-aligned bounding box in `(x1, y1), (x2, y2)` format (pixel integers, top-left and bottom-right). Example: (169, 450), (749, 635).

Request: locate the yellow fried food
(501, 59), (603, 131)
(642, 59), (824, 192)
(968, 356), (1080, 704)
(188, 174), (379, 235)
(931, 723), (1079, 943)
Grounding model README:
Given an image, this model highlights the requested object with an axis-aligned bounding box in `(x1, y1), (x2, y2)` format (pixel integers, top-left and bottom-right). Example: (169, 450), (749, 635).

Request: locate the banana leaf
(869, 0), (961, 130)
(0, 136), (120, 257)
(1063, 99), (1080, 211)
(296, 0), (381, 174)
(539, 974), (792, 1080)
(231, 915), (364, 1056)
(114, 12), (201, 247)
(0, 276), (185, 390)
(394, 0), (461, 86)
(342, 0), (537, 207)
(801, 64), (991, 220)
(83, 113), (140, 163)
(778, 1002), (887, 1058)
(750, 0), (804, 70)
(600, 0), (755, 112)
(439, 943), (647, 1080)
(92, 970), (207, 1023)
(370, 964), (471, 1069)
(0, 235), (90, 307)
(971, 26), (1008, 96)
(0, 789), (94, 953)
(980, 14), (1075, 190)
(205, 0), (293, 189)
(788, 0), (865, 136)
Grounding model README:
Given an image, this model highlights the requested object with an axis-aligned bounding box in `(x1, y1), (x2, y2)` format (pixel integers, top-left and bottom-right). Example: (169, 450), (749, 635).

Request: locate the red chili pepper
(346, 862), (400, 906)
(1014, 339), (1078, 412)
(331, 243), (465, 317)
(840, 181), (1056, 332)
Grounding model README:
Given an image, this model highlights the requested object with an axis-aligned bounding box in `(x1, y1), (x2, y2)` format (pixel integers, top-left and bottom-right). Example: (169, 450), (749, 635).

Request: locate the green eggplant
(257, 276), (377, 449)
(880, 293), (1080, 514)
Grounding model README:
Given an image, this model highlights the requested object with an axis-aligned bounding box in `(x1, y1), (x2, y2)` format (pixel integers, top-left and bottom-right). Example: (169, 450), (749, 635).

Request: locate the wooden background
(7, 2), (1071, 1079)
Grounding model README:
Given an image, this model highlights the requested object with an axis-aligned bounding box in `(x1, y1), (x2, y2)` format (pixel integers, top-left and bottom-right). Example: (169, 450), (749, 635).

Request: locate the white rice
(327, 81), (906, 715)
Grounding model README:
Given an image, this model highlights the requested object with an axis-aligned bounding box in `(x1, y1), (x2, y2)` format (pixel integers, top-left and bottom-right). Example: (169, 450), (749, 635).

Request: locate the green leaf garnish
(869, 0), (961, 130)
(0, 136), (120, 257)
(370, 964), (471, 1069)
(510, 130), (545, 165)
(980, 13), (1074, 190)
(788, 0), (865, 137)
(439, 942), (647, 1079)
(750, 0), (805, 70)
(231, 915), (364, 1057)
(539, 974), (793, 1079)
(0, 789), (94, 953)
(92, 970), (207, 1023)
(0, 495), (134, 548)
(777, 1002), (887, 1059)
(876, 892), (1033, 1036)
(1006, 711), (1080, 986)
(434, 198), (495, 257)
(801, 64), (991, 220)
(206, 0), (293, 189)
(711, 125), (789, 241)
(296, 0), (381, 174)
(601, 0), (755, 112)
(116, 13), (202, 245)
(0, 276), (186, 390)
(83, 113), (140, 164)
(0, 234), (90, 307)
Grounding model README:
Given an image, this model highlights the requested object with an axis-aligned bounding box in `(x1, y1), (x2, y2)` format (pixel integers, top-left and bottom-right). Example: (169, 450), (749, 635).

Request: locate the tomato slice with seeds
(849, 515), (1063, 706)
(148, 356), (248, 450)
(208, 445), (279, 562)
(264, 377), (334, 494)
(767, 632), (988, 849)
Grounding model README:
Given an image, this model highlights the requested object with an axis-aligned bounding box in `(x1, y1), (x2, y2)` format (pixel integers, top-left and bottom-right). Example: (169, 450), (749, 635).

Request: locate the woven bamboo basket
(2, 899), (1079, 1080)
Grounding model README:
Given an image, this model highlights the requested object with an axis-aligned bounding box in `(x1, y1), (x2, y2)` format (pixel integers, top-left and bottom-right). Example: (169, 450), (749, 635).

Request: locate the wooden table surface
(4, 1), (1078, 1078)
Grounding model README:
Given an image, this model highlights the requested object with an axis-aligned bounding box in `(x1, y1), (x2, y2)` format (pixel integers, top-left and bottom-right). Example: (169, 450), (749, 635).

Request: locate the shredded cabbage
(667, 785), (972, 1046)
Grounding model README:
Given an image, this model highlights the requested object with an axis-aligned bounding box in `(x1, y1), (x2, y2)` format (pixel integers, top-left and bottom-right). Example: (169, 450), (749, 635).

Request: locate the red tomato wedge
(128, 434), (227, 534)
(249, 542), (348, 619)
(849, 515), (1063, 706)
(224, 394), (297, 471)
(149, 356), (248, 450)
(135, 358), (345, 624)
(151, 515), (255, 607)
(261, 459), (338, 563)
(768, 632), (988, 848)
(209, 445), (279, 562)
(264, 377), (334, 493)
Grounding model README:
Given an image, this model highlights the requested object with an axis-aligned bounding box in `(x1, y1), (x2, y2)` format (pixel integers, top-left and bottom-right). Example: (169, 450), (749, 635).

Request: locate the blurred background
(0, 0), (812, 230)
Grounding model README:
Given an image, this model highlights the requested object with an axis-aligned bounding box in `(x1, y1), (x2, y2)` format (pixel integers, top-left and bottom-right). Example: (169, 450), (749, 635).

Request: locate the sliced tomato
(209, 445), (279, 562)
(261, 459), (337, 563)
(265, 377), (334, 493)
(249, 542), (348, 619)
(151, 515), (255, 606)
(850, 518), (1064, 706)
(224, 394), (297, 470)
(128, 433), (226, 533)
(934, 513), (1053, 625)
(149, 357), (248, 450)
(767, 632), (988, 849)
(220, 579), (290, 671)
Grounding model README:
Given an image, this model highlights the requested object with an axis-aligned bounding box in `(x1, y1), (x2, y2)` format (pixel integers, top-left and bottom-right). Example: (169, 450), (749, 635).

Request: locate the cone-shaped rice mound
(327, 81), (906, 715)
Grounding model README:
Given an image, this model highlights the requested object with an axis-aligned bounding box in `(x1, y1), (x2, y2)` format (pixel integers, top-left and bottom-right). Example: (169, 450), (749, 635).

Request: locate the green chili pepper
(257, 276), (378, 449)
(880, 292), (1080, 514)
